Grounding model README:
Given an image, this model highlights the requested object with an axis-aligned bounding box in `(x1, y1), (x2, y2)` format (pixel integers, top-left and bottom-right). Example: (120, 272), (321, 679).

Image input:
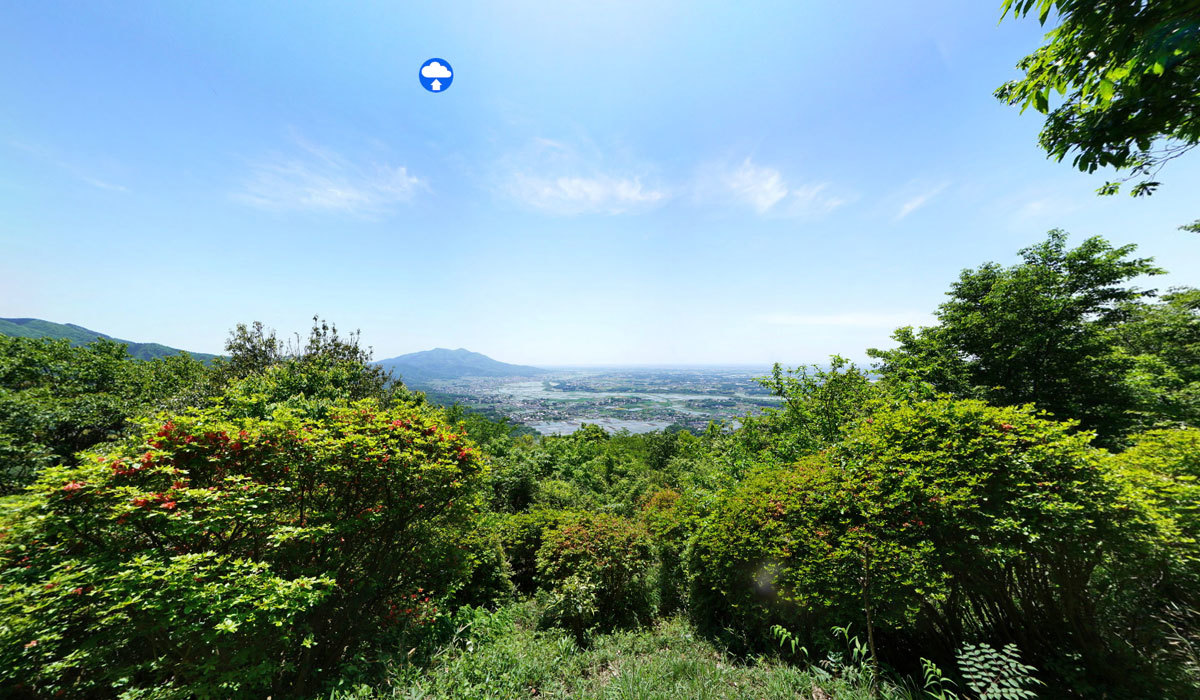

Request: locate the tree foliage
(535, 511), (656, 640)
(1109, 428), (1200, 578)
(997, 0), (1200, 196)
(692, 398), (1171, 692)
(870, 230), (1162, 444)
(0, 399), (487, 697)
(1119, 288), (1200, 427)
(215, 316), (410, 413)
(0, 337), (209, 493)
(2, 282), (1199, 697)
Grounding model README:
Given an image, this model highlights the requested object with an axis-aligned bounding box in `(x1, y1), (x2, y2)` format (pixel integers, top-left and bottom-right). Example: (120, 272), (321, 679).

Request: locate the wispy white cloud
(506, 173), (666, 215)
(894, 182), (950, 221)
(757, 311), (935, 328)
(726, 159), (789, 213)
(786, 182), (852, 217)
(1014, 195), (1081, 221)
(9, 141), (129, 192)
(985, 182), (1087, 229)
(78, 176), (128, 192)
(235, 134), (422, 215)
(706, 158), (851, 217)
(499, 138), (668, 215)
(500, 146), (850, 218)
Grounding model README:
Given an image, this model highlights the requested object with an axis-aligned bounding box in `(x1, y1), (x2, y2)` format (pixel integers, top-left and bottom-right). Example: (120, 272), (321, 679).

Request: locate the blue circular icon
(419, 58), (453, 93)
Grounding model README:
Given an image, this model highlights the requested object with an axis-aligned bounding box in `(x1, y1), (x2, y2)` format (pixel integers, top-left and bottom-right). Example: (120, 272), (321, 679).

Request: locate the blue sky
(3, 1), (1198, 366)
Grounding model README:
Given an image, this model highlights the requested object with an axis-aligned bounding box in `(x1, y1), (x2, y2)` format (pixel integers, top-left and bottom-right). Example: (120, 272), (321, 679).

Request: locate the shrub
(691, 398), (1164, 692)
(719, 357), (880, 479)
(211, 317), (420, 421)
(483, 448), (542, 513)
(689, 454), (943, 653)
(1110, 428), (1200, 564)
(498, 508), (576, 595)
(0, 337), (210, 493)
(532, 478), (596, 511)
(535, 511), (655, 639)
(640, 487), (702, 613)
(0, 399), (485, 698)
(448, 514), (515, 610)
(1104, 428), (1200, 688)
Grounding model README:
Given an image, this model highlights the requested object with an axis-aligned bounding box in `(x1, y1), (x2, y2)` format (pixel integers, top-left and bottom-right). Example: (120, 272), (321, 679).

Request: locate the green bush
(0, 399), (486, 698)
(532, 478), (596, 511)
(482, 446), (542, 513)
(640, 487), (702, 614)
(0, 337), (210, 493)
(498, 508), (576, 595)
(737, 356), (880, 467)
(1104, 428), (1200, 687)
(448, 514), (515, 610)
(689, 453), (942, 652)
(209, 317), (421, 422)
(535, 511), (656, 639)
(1110, 428), (1200, 561)
(691, 398), (1165, 692)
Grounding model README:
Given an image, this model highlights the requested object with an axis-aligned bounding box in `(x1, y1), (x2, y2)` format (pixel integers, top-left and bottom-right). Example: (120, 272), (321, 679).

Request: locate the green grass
(328, 603), (910, 700)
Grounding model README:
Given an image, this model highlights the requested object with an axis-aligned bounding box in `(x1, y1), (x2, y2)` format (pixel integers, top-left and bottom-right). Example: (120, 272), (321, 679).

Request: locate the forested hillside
(2, 232), (1198, 698)
(0, 318), (216, 362)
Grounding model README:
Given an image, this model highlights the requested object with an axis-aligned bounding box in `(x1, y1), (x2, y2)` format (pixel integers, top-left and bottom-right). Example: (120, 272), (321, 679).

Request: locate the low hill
(377, 348), (547, 385)
(0, 318), (216, 362)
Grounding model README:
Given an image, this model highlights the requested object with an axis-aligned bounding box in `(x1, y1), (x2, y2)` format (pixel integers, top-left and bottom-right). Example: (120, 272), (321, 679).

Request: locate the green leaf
(1037, 0), (1052, 24)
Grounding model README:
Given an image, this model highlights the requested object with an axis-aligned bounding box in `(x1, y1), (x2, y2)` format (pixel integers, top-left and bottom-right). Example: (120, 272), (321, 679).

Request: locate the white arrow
(431, 79), (442, 91)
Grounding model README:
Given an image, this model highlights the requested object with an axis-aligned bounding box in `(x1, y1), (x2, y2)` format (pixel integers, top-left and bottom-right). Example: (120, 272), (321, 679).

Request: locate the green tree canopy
(214, 316), (417, 416)
(997, 0), (1200, 196)
(738, 357), (879, 465)
(0, 337), (210, 492)
(1119, 287), (1200, 426)
(869, 230), (1162, 444)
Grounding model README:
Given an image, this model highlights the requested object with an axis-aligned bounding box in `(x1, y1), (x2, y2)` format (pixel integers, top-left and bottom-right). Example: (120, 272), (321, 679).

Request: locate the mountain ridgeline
(0, 318), (215, 362)
(375, 347), (547, 386)
(0, 318), (538, 388)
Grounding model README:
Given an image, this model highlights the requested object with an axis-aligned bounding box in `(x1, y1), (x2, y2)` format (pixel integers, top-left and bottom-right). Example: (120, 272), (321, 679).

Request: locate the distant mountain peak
(376, 347), (546, 385)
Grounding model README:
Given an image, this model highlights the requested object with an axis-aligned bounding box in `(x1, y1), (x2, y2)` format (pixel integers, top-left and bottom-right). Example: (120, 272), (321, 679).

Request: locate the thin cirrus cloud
(714, 158), (850, 217)
(894, 182), (951, 221)
(1014, 195), (1082, 222)
(500, 138), (668, 215)
(235, 135), (423, 216)
(500, 146), (851, 218)
(8, 140), (129, 192)
(505, 173), (667, 215)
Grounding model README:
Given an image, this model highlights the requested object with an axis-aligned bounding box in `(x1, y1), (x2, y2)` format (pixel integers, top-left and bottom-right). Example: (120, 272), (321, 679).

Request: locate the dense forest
(2, 231), (1199, 698)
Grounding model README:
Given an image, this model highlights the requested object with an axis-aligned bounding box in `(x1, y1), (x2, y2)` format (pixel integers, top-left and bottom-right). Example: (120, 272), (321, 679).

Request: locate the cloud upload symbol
(421, 61), (451, 79)
(419, 58), (454, 92)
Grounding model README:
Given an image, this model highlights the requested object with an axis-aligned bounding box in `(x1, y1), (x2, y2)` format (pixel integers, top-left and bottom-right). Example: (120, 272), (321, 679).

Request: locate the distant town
(413, 367), (782, 434)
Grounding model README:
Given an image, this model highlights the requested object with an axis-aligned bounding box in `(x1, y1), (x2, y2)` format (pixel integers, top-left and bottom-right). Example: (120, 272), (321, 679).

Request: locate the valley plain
(412, 366), (782, 434)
